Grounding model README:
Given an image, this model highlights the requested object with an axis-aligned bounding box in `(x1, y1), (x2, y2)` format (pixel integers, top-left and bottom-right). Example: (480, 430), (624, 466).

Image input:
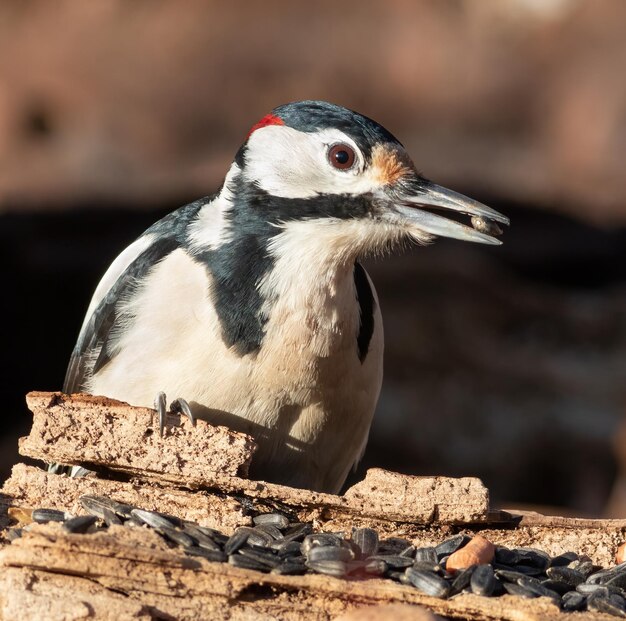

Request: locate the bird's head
(223, 100), (508, 261)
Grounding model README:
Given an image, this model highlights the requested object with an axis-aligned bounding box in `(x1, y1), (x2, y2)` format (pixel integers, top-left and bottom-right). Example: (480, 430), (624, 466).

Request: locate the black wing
(63, 198), (208, 393)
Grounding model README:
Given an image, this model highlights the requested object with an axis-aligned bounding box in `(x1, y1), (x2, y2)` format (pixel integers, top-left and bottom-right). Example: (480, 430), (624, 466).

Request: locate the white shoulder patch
(186, 163), (239, 252)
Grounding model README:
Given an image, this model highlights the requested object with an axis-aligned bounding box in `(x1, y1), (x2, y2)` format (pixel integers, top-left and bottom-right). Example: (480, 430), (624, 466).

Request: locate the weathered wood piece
(17, 392), (491, 526)
(0, 524), (611, 621)
(20, 391), (257, 479)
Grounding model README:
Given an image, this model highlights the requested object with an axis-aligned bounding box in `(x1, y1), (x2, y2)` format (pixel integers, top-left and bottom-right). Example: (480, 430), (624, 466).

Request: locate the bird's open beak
(386, 179), (510, 245)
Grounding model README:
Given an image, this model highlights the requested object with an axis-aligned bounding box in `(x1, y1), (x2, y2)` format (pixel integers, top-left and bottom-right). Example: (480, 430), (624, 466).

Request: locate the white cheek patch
(244, 126), (387, 199)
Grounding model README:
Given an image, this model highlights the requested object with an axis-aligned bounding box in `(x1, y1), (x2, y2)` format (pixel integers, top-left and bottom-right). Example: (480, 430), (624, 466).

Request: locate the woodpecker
(64, 101), (508, 493)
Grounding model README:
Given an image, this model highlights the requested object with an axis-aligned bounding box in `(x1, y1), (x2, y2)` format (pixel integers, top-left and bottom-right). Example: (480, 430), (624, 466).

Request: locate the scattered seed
(307, 559), (347, 578)
(450, 565), (475, 596)
(182, 523), (222, 552)
(32, 508), (67, 523)
(502, 582), (538, 598)
(185, 547), (226, 563)
(253, 524), (284, 540)
(405, 568), (450, 598)
(471, 564), (497, 597)
(224, 528), (253, 555)
(561, 591), (587, 611)
(229, 553), (271, 572)
(301, 533), (342, 555)
(363, 559), (387, 576)
(271, 561), (308, 575)
(352, 528), (379, 558)
(159, 526), (195, 548)
(546, 565), (585, 587)
(550, 551), (579, 567)
(307, 545), (354, 563)
(238, 548), (280, 568)
(517, 576), (561, 604)
(63, 515), (97, 534)
(283, 523), (312, 542)
(367, 555), (413, 569)
(436, 535), (470, 559)
(130, 509), (178, 530)
(253, 513), (289, 529)
(414, 547), (438, 563)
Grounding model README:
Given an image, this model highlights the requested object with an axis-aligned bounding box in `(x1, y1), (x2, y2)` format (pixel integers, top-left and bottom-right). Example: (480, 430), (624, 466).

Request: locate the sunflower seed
(450, 566), (475, 596)
(378, 537), (411, 554)
(541, 579), (574, 595)
(253, 513), (289, 529)
(399, 545), (416, 558)
(224, 528), (253, 554)
(405, 568), (450, 598)
(550, 551), (579, 567)
(32, 508), (67, 523)
(307, 545), (354, 563)
(414, 547), (438, 563)
(495, 569), (533, 583)
(229, 553), (270, 572)
(275, 540), (303, 557)
(367, 555), (413, 569)
(159, 526), (195, 548)
(561, 590), (586, 611)
(301, 533), (342, 555)
(185, 546), (227, 563)
(587, 592), (626, 617)
(364, 559), (387, 576)
(238, 548), (280, 568)
(502, 582), (538, 598)
(246, 529), (274, 548)
(271, 561), (308, 575)
(469, 564), (496, 596)
(253, 524), (284, 540)
(307, 559), (347, 577)
(79, 495), (133, 521)
(130, 509), (177, 530)
(283, 523), (312, 542)
(436, 535), (470, 559)
(63, 515), (97, 534)
(412, 560), (441, 573)
(352, 528), (379, 558)
(517, 576), (561, 603)
(182, 523), (222, 551)
(570, 560), (595, 578)
(546, 565), (584, 587)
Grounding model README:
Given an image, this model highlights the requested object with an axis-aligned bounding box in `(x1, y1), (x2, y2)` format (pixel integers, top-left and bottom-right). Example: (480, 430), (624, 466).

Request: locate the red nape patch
(247, 114), (285, 139)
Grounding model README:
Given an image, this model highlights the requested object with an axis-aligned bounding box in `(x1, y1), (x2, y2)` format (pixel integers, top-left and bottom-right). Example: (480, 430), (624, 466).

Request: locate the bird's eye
(328, 143), (356, 170)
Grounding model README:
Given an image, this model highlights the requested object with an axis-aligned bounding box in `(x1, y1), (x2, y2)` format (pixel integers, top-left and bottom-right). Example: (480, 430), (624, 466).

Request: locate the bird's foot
(154, 391), (196, 436)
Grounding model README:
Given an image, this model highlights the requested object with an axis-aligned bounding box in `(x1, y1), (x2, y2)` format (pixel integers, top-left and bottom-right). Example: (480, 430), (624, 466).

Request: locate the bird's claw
(154, 392), (195, 437)
(171, 398), (196, 426)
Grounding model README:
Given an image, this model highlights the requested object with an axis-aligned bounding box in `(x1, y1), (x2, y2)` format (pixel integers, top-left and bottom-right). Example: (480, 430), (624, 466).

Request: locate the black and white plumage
(64, 101), (509, 493)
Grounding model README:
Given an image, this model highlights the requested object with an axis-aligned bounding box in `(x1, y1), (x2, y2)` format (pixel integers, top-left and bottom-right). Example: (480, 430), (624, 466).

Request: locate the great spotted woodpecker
(64, 101), (508, 493)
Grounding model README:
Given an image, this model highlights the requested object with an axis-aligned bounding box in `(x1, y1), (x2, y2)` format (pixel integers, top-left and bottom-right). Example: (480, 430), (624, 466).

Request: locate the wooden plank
(20, 391), (256, 480)
(17, 392), (491, 526)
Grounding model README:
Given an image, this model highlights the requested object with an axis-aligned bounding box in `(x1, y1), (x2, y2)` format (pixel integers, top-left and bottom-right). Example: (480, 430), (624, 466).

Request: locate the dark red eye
(328, 143), (356, 170)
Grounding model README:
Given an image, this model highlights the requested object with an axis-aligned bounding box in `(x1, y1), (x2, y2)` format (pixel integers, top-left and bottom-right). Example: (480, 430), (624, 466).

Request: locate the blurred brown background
(1, 0), (625, 516)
